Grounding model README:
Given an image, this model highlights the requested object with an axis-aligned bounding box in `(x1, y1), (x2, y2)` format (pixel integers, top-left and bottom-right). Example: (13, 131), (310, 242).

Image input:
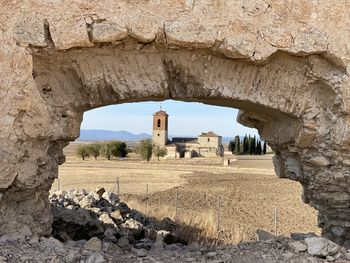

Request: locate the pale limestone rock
(91, 20), (127, 43)
(13, 18), (47, 47)
(99, 213), (117, 228)
(309, 156), (330, 166)
(1, 0), (350, 248)
(49, 17), (93, 50)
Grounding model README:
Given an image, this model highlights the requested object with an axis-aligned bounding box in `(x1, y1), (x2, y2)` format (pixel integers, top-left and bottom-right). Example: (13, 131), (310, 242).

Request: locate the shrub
(153, 146), (167, 161)
(110, 141), (128, 158)
(76, 144), (90, 160)
(101, 141), (128, 160)
(87, 143), (101, 160)
(137, 139), (153, 161)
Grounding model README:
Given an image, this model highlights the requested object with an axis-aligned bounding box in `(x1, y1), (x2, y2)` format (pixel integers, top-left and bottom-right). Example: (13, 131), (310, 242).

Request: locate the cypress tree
(234, 135), (240, 155)
(257, 141), (262, 155)
(228, 140), (235, 153)
(243, 134), (249, 154)
(253, 136), (257, 155)
(263, 141), (267, 155)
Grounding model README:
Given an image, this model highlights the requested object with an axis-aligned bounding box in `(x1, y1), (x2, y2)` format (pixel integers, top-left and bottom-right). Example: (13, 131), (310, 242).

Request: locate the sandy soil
(55, 143), (320, 244)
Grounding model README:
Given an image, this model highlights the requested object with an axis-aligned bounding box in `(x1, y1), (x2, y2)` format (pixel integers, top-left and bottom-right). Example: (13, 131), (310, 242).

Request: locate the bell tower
(152, 109), (168, 146)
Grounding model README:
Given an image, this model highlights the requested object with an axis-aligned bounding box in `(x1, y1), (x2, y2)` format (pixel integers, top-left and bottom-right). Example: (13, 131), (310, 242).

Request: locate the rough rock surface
(49, 189), (185, 248)
(1, 191), (350, 263)
(1, 0), (350, 246)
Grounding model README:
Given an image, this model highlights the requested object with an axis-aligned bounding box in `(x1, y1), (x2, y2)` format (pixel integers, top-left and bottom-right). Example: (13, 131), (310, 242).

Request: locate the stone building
(152, 110), (223, 158)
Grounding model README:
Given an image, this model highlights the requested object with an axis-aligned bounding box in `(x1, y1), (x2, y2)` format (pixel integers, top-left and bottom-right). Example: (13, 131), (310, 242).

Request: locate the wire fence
(53, 176), (318, 243)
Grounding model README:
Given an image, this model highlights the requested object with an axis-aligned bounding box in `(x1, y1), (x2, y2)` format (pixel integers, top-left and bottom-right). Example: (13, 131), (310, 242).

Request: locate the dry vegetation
(55, 143), (320, 245)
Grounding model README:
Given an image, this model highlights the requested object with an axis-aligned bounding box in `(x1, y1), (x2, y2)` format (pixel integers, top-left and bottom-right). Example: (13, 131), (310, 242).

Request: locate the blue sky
(81, 100), (258, 137)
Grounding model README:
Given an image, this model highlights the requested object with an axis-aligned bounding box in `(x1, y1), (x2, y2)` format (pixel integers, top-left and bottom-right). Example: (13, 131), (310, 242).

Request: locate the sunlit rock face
(1, 0), (350, 245)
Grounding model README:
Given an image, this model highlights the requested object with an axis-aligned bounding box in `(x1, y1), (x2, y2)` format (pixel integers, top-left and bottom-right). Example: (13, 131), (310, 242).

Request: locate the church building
(152, 110), (223, 158)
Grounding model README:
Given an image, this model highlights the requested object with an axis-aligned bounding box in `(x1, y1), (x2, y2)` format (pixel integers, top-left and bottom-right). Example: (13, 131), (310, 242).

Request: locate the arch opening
(1, 40), (349, 247)
(53, 100), (319, 245)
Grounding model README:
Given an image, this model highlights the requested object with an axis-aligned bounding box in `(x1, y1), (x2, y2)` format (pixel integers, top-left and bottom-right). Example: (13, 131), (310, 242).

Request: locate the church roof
(172, 137), (198, 144)
(198, 131), (220, 137)
(153, 110), (168, 116)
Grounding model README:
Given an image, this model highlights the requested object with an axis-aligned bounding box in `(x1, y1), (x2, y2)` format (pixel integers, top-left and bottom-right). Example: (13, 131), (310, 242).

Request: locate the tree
(76, 144), (90, 160)
(110, 141), (128, 158)
(88, 143), (101, 160)
(101, 142), (113, 160)
(263, 141), (267, 155)
(243, 135), (249, 154)
(228, 140), (235, 153)
(137, 139), (153, 161)
(153, 146), (167, 161)
(249, 135), (256, 155)
(234, 135), (240, 155)
(257, 140), (262, 155)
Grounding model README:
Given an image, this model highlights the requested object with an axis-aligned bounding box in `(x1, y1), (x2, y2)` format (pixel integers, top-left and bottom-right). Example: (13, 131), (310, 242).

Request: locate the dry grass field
(54, 143), (320, 244)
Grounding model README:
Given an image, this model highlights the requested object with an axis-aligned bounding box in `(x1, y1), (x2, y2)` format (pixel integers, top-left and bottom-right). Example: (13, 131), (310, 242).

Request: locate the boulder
(86, 253), (105, 263)
(52, 206), (92, 226)
(305, 237), (339, 257)
(102, 192), (119, 206)
(118, 236), (129, 248)
(99, 213), (117, 227)
(291, 232), (318, 241)
(80, 194), (98, 208)
(289, 241), (307, 252)
(110, 210), (123, 224)
(256, 229), (276, 241)
(84, 237), (103, 252)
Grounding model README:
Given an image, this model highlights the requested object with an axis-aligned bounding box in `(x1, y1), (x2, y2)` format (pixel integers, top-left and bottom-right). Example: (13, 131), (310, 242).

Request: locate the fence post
(175, 189), (179, 222)
(217, 196), (221, 232)
(145, 184), (149, 219)
(116, 177), (120, 196)
(274, 207), (278, 236)
(113, 177), (120, 195)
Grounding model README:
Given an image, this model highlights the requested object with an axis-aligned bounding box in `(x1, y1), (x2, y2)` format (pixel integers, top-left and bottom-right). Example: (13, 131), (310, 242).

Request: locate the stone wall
(1, 0), (350, 245)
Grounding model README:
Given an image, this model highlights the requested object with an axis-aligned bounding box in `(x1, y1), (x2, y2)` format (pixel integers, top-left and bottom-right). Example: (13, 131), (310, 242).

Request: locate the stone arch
(1, 1), (350, 246)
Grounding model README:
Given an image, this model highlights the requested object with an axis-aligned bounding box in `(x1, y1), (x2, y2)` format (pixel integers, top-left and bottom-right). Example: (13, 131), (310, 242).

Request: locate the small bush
(137, 139), (153, 161)
(76, 144), (90, 160)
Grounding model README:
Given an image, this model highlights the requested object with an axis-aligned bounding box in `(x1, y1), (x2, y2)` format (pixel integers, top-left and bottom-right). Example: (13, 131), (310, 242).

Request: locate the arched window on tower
(157, 119), (161, 128)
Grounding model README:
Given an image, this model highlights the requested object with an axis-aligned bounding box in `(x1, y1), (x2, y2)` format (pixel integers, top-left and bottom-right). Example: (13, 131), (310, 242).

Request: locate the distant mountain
(78, 129), (256, 143)
(78, 130), (151, 141)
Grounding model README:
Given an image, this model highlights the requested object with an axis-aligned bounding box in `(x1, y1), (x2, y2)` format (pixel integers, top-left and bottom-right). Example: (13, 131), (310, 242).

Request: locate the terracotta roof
(153, 110), (168, 116)
(172, 137), (198, 144)
(198, 131), (220, 137)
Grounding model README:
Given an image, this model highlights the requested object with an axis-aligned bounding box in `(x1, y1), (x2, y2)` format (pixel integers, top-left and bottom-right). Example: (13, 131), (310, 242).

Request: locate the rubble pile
(50, 188), (184, 249)
(1, 189), (350, 262)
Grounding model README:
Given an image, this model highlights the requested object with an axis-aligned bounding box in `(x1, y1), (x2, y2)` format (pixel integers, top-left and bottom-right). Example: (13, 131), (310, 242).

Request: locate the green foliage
(257, 141), (262, 155)
(101, 142), (113, 160)
(76, 144), (90, 160)
(153, 146), (167, 161)
(228, 140), (235, 153)
(100, 141), (128, 159)
(137, 139), (153, 161)
(110, 141), (128, 158)
(234, 135), (240, 155)
(243, 134), (249, 154)
(231, 135), (264, 155)
(87, 143), (101, 160)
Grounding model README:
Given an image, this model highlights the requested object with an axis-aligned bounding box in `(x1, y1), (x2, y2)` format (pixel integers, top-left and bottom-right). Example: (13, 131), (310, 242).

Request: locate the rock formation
(1, 0), (350, 246)
(1, 190), (350, 262)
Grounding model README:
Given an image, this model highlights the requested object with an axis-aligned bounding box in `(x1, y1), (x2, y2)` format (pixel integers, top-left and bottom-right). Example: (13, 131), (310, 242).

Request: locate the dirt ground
(55, 143), (320, 244)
